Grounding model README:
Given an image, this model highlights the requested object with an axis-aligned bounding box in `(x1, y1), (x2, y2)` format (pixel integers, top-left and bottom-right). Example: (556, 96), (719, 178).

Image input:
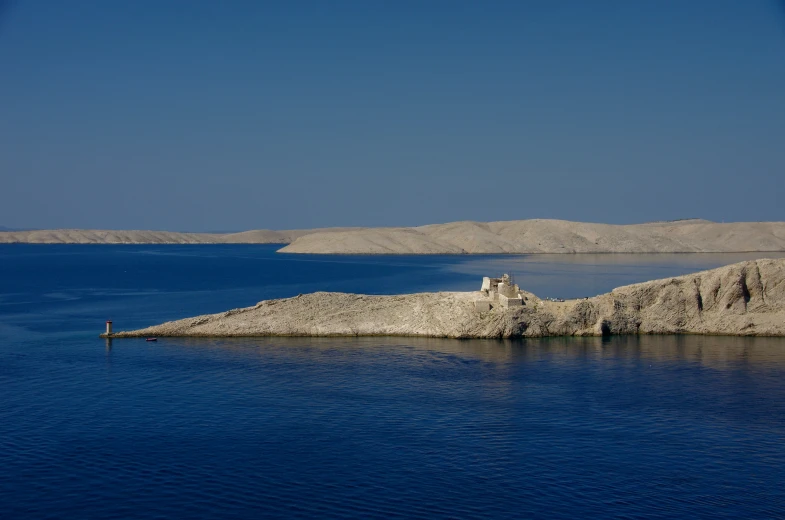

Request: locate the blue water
(1, 245), (784, 518)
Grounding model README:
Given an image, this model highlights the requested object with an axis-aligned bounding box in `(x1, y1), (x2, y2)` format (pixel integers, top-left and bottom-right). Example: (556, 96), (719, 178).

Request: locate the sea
(1, 244), (784, 519)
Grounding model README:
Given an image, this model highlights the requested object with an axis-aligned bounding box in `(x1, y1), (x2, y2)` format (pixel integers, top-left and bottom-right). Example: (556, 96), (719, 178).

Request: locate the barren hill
(279, 219), (785, 254)
(107, 258), (785, 338)
(0, 229), (222, 244)
(220, 227), (363, 244)
(0, 228), (341, 245)
(4, 220), (785, 253)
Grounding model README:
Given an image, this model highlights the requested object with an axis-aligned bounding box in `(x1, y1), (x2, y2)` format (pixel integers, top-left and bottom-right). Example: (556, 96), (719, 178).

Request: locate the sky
(1, 0), (784, 231)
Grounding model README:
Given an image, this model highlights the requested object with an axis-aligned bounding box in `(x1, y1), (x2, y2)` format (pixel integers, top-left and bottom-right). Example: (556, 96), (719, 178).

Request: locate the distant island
(3, 219), (785, 254)
(104, 259), (785, 338)
(0, 227), (351, 245)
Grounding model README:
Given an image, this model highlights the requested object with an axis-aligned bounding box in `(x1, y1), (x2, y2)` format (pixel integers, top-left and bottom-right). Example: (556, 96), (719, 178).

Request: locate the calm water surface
(1, 245), (784, 518)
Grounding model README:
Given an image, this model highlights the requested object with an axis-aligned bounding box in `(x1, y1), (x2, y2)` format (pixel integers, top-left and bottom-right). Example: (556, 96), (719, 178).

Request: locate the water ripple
(1, 335), (784, 518)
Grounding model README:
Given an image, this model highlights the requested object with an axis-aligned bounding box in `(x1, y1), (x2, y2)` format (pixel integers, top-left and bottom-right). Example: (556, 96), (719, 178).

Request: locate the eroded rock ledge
(106, 259), (785, 339)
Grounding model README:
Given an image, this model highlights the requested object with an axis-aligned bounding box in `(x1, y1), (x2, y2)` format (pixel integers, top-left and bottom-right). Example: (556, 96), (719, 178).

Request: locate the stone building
(476, 274), (523, 311)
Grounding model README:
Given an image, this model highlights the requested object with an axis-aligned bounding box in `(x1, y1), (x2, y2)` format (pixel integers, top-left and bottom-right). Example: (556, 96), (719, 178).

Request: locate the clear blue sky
(1, 0), (783, 231)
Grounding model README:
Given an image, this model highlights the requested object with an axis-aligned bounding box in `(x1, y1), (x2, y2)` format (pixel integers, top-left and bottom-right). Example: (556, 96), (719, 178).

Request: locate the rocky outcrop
(107, 259), (785, 339)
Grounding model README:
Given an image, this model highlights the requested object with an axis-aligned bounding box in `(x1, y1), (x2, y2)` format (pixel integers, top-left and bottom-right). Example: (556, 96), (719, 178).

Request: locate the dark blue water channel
(1, 245), (784, 518)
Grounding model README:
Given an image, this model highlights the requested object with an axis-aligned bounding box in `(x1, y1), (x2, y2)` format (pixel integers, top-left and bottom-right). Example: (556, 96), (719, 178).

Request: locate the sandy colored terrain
(0, 229), (222, 244)
(220, 227), (363, 244)
(5, 220), (785, 253)
(0, 228), (356, 244)
(280, 219), (785, 254)
(107, 259), (785, 339)
(278, 227), (467, 254)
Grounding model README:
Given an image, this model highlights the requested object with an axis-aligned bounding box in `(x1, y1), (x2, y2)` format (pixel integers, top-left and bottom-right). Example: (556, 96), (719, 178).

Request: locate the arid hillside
(279, 219), (785, 254)
(5, 220), (785, 253)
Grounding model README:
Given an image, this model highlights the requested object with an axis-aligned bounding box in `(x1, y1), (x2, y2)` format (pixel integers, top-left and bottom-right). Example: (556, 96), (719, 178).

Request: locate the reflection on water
(4, 333), (780, 518)
(170, 334), (785, 369)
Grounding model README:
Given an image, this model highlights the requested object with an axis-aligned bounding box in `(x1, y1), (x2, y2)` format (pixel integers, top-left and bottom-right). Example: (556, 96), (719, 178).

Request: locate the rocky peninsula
(105, 259), (785, 339)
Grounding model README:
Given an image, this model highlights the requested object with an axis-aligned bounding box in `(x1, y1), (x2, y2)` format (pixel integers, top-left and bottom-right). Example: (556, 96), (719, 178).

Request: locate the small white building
(476, 274), (523, 311)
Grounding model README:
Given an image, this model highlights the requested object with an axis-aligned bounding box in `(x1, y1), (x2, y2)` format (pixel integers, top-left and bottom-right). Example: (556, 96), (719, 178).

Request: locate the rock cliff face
(108, 259), (785, 339)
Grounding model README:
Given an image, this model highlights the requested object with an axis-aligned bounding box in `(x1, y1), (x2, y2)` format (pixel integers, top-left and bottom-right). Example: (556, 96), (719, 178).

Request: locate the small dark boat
(146, 338), (158, 342)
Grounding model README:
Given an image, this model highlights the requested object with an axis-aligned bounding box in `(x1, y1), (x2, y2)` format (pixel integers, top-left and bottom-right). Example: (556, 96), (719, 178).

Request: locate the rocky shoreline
(104, 259), (785, 339)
